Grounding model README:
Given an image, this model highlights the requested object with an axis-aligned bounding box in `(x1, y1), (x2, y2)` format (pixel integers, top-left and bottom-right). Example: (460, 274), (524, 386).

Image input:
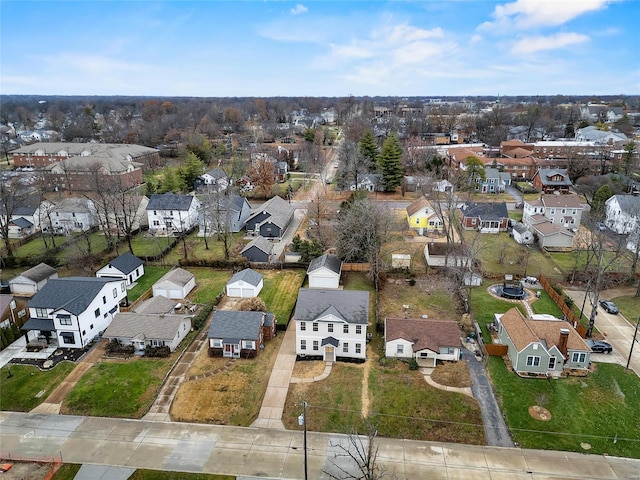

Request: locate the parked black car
(599, 300), (619, 314)
(585, 339), (613, 354)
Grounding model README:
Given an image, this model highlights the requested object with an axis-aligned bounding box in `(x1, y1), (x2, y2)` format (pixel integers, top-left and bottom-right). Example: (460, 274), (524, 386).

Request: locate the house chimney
(558, 328), (570, 358)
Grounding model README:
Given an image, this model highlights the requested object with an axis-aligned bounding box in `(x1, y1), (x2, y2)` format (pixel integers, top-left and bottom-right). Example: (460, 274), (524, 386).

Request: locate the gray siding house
(241, 236), (274, 263)
(245, 196), (294, 239)
(495, 308), (591, 376)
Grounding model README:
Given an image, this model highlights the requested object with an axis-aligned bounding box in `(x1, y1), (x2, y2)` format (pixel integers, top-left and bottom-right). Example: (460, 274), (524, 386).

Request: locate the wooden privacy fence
(342, 263), (370, 272)
(539, 275), (584, 334)
(485, 344), (508, 356)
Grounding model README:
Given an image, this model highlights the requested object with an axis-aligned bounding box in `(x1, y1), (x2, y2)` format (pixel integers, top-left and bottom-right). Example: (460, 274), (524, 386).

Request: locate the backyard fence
(538, 274), (585, 336)
(485, 344), (508, 356)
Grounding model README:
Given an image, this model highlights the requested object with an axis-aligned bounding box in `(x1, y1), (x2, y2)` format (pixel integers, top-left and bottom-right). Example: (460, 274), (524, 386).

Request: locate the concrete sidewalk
(1, 412), (638, 480)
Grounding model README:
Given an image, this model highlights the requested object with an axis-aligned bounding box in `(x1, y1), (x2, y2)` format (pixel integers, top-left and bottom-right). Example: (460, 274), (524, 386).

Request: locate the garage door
(241, 288), (255, 297)
(227, 287), (242, 297)
(311, 276), (336, 289)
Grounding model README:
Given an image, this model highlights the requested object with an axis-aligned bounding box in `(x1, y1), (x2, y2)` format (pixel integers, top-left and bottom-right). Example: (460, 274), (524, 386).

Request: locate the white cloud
(290, 4), (308, 16)
(510, 32), (589, 54)
(470, 34), (482, 44)
(480, 0), (610, 30)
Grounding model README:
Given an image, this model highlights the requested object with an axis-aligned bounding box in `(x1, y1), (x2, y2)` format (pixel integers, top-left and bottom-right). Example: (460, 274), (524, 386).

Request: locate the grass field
(609, 294), (640, 325)
(126, 266), (170, 302)
(187, 268), (231, 304)
(51, 464), (82, 480)
(530, 290), (564, 317)
(163, 232), (248, 265)
(0, 362), (76, 412)
(259, 269), (306, 325)
(52, 465), (234, 480)
(489, 357), (640, 458)
(469, 284), (526, 342)
(62, 357), (174, 418)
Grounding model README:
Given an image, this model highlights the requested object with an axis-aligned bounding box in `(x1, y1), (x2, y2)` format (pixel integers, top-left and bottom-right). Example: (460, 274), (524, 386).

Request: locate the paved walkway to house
(30, 342), (106, 415)
(252, 318), (298, 429)
(421, 369), (475, 399)
(290, 362), (332, 383)
(143, 298), (240, 422)
(0, 336), (60, 369)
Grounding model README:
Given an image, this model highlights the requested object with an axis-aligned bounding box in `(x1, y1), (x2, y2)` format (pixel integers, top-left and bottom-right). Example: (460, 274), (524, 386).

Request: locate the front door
(324, 346), (335, 363)
(548, 357), (556, 370)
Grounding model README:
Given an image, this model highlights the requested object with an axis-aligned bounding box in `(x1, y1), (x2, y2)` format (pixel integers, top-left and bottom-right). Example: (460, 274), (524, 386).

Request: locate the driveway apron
(462, 349), (514, 447)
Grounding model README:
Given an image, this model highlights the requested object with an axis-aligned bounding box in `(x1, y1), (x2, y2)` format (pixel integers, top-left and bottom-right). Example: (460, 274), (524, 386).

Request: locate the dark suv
(599, 300), (619, 314)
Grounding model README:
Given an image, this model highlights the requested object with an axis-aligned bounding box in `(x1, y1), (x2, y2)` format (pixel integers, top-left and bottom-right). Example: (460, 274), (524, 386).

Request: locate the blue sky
(1, 0), (638, 97)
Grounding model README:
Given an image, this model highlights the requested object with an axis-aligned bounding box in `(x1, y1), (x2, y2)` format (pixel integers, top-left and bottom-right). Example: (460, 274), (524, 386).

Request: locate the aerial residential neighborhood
(1, 1), (640, 478)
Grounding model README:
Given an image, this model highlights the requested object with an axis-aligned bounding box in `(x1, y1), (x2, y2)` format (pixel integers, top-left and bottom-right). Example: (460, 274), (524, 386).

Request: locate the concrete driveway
(564, 288), (640, 377)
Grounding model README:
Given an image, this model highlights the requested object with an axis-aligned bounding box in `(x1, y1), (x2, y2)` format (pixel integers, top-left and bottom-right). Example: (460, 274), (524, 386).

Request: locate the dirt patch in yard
(430, 360), (472, 388)
(0, 462), (55, 480)
(292, 360), (326, 378)
(379, 275), (461, 321)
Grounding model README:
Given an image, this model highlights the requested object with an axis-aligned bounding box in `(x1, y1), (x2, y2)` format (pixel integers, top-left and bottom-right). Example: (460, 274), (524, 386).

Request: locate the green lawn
(368, 361), (484, 444)
(463, 232), (560, 279)
(489, 358), (640, 458)
(610, 294), (640, 324)
(470, 284), (526, 342)
(508, 211), (523, 222)
(188, 268), (231, 304)
(129, 234), (173, 257)
(62, 358), (173, 418)
(51, 464), (82, 480)
(549, 250), (632, 276)
(259, 269), (306, 325)
(163, 231), (248, 265)
(530, 290), (564, 317)
(0, 362), (76, 411)
(127, 266), (170, 302)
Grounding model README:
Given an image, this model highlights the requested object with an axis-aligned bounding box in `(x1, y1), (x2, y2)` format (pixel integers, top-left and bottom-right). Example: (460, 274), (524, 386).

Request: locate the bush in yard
(564, 296), (574, 308)
(238, 297), (267, 312)
(408, 358), (419, 370)
(105, 339), (135, 355)
(145, 346), (171, 358)
(192, 304), (214, 330)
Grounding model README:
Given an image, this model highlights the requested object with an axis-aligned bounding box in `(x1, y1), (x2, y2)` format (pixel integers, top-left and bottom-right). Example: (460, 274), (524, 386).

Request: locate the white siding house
(152, 268), (195, 299)
(146, 193), (201, 235)
(226, 269), (263, 298)
(307, 254), (342, 289)
(294, 289), (369, 363)
(605, 195), (640, 234)
(96, 252), (144, 286)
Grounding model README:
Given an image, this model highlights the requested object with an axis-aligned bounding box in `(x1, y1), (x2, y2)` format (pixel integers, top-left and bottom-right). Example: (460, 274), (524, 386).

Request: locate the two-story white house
(605, 194), (640, 234)
(523, 194), (583, 230)
(294, 288), (369, 363)
(146, 193), (201, 235)
(43, 197), (97, 234)
(21, 277), (127, 349)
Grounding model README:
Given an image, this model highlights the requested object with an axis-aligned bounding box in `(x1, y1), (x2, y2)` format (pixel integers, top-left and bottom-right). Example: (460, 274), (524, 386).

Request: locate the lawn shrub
(105, 339), (135, 355)
(145, 346), (170, 358)
(408, 358), (419, 370)
(193, 304), (214, 330)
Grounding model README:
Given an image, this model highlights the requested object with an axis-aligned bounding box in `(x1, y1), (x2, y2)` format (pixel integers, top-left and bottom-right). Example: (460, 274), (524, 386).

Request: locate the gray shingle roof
(15, 263), (57, 283)
(294, 288), (369, 325)
(307, 254), (342, 275)
(28, 277), (120, 315)
(155, 268), (194, 288)
(248, 196), (294, 229)
(241, 236), (273, 255)
(228, 268), (263, 287)
(133, 295), (178, 314)
(11, 217), (33, 228)
(207, 310), (269, 341)
(461, 202), (508, 220)
(147, 193), (196, 211)
(103, 312), (189, 341)
(105, 252), (143, 275)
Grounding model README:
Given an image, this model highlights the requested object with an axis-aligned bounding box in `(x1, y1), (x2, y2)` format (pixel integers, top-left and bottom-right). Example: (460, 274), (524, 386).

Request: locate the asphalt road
(564, 289), (640, 376)
(2, 412), (639, 479)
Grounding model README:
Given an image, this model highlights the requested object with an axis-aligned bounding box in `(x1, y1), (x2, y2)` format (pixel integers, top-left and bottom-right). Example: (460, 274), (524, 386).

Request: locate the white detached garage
(226, 268), (263, 298)
(152, 268), (196, 299)
(307, 254), (342, 289)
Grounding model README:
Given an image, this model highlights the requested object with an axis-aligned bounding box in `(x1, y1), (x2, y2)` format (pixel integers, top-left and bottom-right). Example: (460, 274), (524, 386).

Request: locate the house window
(550, 209), (555, 215)
(104, 313), (108, 318)
(153, 220), (160, 226)
(103, 296), (107, 304)
(526, 356), (540, 367)
(355, 344), (361, 354)
(300, 340), (306, 351)
(448, 348), (455, 354)
(416, 219), (420, 224)
(90, 324), (94, 330)
(312, 323), (318, 332)
(572, 352), (587, 363)
(113, 288), (118, 298)
(313, 340), (319, 351)
(548, 357), (556, 369)
(356, 325), (362, 335)
(94, 308), (100, 318)
(153, 210), (157, 215)
(397, 344), (404, 355)
(61, 333), (75, 344)
(121, 283), (126, 292)
(343, 342), (349, 353)
(471, 218), (476, 225)
(58, 315), (72, 326)
(300, 322), (306, 331)
(18, 309), (26, 318)
(328, 323), (333, 333)
(561, 208), (566, 214)
(35, 308), (47, 318)
(343, 324), (349, 334)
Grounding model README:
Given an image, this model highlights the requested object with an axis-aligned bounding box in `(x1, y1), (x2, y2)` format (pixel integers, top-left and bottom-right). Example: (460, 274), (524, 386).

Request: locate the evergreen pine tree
(378, 133), (403, 192)
(359, 130), (379, 165)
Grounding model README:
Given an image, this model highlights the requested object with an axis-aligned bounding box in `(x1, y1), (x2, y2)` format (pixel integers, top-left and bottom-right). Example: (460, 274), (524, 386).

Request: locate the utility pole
(627, 316), (640, 370)
(298, 401), (308, 480)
